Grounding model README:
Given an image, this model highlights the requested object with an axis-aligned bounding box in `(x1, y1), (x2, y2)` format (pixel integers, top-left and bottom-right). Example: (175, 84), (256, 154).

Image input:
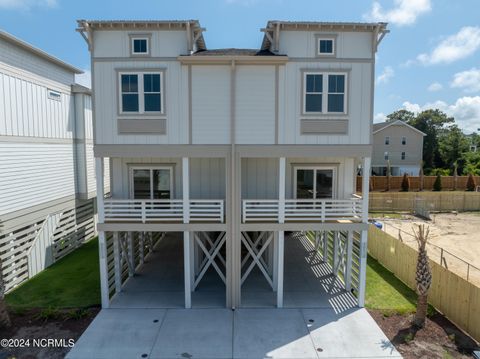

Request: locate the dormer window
(319, 39), (334, 54)
(129, 34), (151, 56)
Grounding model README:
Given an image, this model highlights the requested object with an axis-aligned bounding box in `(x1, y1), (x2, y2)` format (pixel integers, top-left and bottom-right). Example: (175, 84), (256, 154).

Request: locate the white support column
(358, 229), (368, 307)
(345, 231), (353, 291)
(113, 232), (122, 294)
(277, 231), (284, 308)
(95, 157), (109, 308)
(361, 157), (371, 223)
(182, 157), (190, 224)
(278, 157), (286, 223)
(184, 231), (192, 308)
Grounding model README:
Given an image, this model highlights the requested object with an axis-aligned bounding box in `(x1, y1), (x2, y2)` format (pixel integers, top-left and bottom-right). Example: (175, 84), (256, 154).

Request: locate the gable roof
(373, 120), (426, 136)
(0, 29), (83, 74)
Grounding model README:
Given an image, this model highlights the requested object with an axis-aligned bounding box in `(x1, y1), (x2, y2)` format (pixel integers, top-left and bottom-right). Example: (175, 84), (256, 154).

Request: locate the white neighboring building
(0, 30), (108, 292)
(77, 19), (388, 310)
(372, 120), (426, 176)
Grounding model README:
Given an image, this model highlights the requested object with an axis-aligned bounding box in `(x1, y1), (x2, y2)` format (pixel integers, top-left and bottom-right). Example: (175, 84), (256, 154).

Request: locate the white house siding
(191, 65), (231, 144)
(93, 30), (189, 58)
(0, 141), (76, 216)
(93, 60), (188, 144)
(278, 61), (372, 145)
(235, 65), (276, 144)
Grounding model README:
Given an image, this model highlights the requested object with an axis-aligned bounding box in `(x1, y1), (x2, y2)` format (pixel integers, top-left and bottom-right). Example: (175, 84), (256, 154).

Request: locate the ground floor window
(130, 166), (173, 199)
(294, 167), (336, 199)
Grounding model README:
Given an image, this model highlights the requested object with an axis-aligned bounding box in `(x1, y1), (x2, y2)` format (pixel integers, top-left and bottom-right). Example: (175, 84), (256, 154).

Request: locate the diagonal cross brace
(193, 232), (226, 289)
(198, 232), (226, 269)
(241, 232), (274, 289)
(241, 232), (268, 269)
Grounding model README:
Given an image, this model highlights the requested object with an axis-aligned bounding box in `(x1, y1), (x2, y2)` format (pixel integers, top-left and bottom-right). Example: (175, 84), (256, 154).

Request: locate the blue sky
(1, 0), (479, 132)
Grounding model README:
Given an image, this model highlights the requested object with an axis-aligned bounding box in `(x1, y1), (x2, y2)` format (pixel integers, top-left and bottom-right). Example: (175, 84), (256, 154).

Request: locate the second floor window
(402, 136), (406, 145)
(401, 152), (406, 160)
(384, 151), (389, 160)
(120, 72), (162, 114)
(385, 136), (390, 145)
(304, 72), (346, 114)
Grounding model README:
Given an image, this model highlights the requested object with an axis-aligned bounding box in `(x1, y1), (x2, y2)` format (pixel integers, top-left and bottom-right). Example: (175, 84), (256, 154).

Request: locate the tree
(461, 152), (480, 176)
(386, 109), (416, 123)
(413, 225), (432, 328)
(401, 173), (410, 192)
(438, 125), (469, 172)
(433, 174), (442, 191)
(466, 173), (477, 191)
(408, 109), (454, 171)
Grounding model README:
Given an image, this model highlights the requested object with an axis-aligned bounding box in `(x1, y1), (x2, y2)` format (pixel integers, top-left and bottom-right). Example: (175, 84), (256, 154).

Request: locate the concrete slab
(150, 309), (233, 359)
(233, 309), (318, 359)
(66, 308), (166, 359)
(302, 308), (402, 358)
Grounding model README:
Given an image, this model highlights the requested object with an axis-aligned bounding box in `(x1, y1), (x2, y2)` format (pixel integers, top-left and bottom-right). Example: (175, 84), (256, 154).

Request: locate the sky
(0, 0), (479, 133)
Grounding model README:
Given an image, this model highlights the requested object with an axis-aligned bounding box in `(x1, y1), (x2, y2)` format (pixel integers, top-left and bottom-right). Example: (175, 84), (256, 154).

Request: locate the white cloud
(416, 26), (480, 65)
(374, 112), (387, 123)
(75, 69), (91, 89)
(376, 66), (394, 84)
(427, 82), (443, 92)
(364, 0), (431, 26)
(402, 96), (480, 133)
(0, 0), (57, 10)
(451, 68), (480, 93)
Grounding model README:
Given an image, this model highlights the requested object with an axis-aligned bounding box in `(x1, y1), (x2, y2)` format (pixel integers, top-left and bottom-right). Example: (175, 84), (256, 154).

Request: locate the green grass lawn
(365, 255), (417, 315)
(6, 238), (100, 309)
(6, 236), (418, 314)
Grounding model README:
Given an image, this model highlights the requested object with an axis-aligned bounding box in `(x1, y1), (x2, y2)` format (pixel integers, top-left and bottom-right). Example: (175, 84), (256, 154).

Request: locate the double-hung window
(304, 72), (347, 114)
(120, 72), (163, 114)
(318, 38), (334, 55)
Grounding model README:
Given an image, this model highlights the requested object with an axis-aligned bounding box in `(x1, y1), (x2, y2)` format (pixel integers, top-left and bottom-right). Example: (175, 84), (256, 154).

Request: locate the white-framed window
(303, 72), (347, 114)
(293, 166), (337, 199)
(119, 72), (163, 114)
(129, 166), (173, 199)
(384, 152), (389, 160)
(131, 37), (149, 55)
(401, 152), (406, 160)
(402, 136), (406, 145)
(385, 136), (390, 145)
(318, 38), (334, 55)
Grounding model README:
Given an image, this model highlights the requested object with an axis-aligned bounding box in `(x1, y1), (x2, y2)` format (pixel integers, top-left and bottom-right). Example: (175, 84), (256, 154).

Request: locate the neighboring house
(372, 120), (426, 176)
(0, 30), (108, 292)
(77, 19), (388, 309)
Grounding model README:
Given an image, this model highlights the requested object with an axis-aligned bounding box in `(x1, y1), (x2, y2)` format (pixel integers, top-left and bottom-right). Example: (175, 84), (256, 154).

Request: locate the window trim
(293, 165), (338, 200)
(129, 165), (174, 200)
(302, 71), (348, 116)
(315, 34), (337, 57)
(117, 70), (165, 117)
(128, 33), (152, 57)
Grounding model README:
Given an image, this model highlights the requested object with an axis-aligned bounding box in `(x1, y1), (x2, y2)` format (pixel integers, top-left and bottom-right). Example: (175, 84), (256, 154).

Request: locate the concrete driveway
(66, 307), (401, 359)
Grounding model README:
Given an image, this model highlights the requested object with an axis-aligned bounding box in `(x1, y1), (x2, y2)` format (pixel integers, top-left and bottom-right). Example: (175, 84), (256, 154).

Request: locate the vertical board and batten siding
(191, 65), (231, 144)
(93, 60), (188, 144)
(278, 61), (372, 145)
(0, 39), (75, 85)
(241, 157), (355, 199)
(92, 30), (189, 58)
(110, 157), (225, 200)
(235, 65), (275, 144)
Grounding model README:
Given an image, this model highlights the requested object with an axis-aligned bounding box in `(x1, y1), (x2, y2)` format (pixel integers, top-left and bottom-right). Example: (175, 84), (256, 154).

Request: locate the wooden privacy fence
(357, 176), (480, 192)
(368, 192), (480, 212)
(368, 226), (480, 343)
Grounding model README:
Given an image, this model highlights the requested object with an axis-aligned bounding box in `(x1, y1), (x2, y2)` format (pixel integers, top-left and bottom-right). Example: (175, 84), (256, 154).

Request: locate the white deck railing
(104, 199), (224, 223)
(242, 198), (363, 223)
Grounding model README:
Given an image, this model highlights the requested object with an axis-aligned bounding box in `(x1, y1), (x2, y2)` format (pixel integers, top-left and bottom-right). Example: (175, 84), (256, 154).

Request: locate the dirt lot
(374, 212), (480, 285)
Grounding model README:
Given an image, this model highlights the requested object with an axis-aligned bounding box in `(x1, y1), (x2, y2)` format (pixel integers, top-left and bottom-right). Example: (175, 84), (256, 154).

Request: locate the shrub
(401, 173), (410, 192)
(433, 174), (442, 191)
(466, 173), (477, 191)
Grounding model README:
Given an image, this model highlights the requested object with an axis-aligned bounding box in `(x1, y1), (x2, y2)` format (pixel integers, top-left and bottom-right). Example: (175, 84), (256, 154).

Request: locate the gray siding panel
(118, 119), (166, 134)
(301, 119), (348, 134)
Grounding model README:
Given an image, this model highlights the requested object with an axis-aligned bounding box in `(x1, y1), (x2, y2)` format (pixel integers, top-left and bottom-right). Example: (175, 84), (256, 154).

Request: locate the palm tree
(412, 224), (432, 328)
(0, 221), (11, 328)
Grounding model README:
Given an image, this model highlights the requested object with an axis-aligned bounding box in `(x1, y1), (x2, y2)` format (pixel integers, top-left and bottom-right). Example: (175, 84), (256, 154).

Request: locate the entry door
(294, 167), (336, 199)
(130, 167), (173, 199)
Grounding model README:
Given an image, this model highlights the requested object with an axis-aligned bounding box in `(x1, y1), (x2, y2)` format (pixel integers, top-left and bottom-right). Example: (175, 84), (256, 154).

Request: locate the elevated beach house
(77, 20), (388, 309)
(0, 30), (106, 292)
